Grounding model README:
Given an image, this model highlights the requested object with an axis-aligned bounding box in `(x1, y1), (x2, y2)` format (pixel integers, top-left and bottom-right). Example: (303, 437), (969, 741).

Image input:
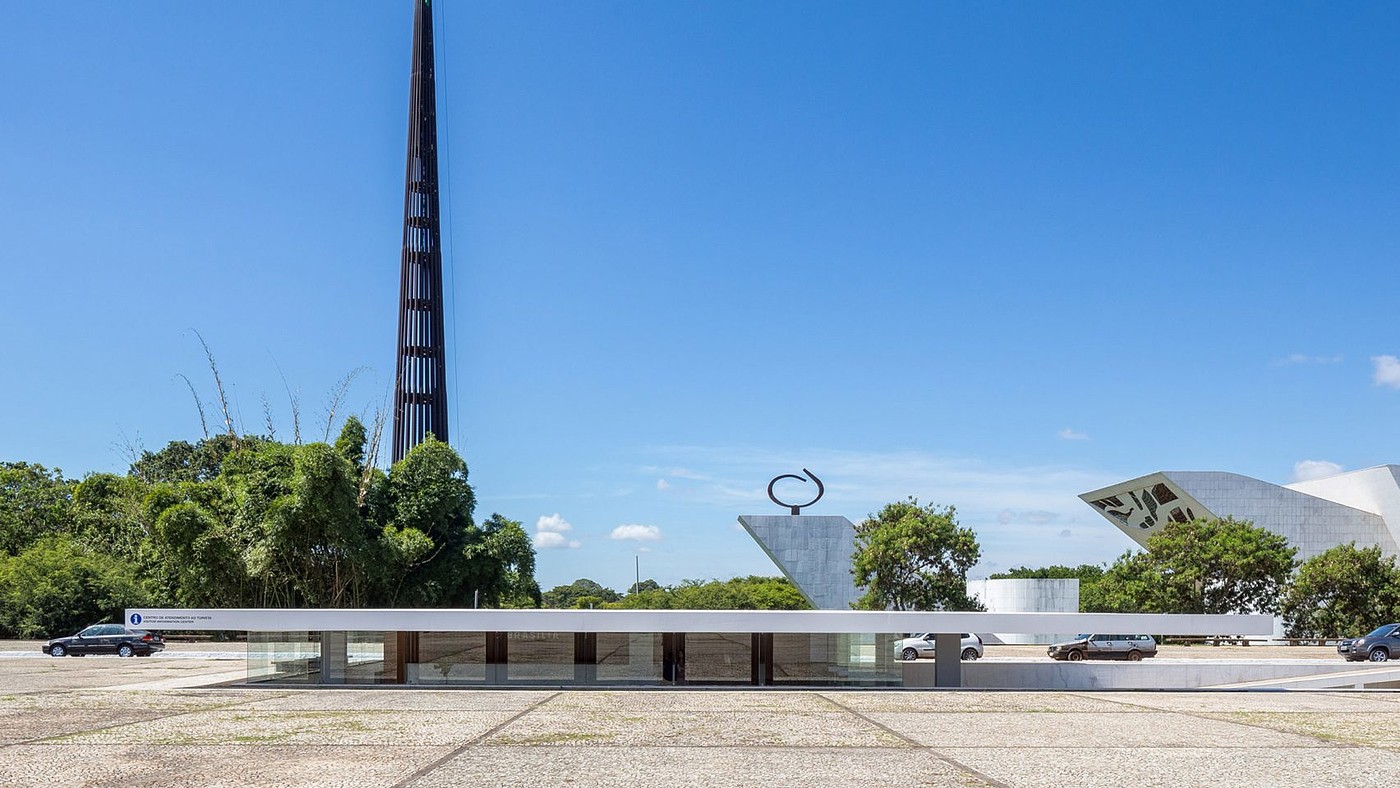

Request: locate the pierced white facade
(1081, 466), (1400, 562)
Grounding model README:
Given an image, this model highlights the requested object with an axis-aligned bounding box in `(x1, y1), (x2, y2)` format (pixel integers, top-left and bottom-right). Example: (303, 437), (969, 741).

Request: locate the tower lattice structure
(392, 0), (449, 463)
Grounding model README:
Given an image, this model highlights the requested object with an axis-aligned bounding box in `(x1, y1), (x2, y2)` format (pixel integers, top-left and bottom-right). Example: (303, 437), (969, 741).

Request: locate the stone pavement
(3, 649), (1400, 787)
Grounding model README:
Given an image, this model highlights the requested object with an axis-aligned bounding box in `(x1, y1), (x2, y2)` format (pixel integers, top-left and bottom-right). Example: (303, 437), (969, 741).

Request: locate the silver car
(894, 632), (984, 661)
(1048, 633), (1157, 661)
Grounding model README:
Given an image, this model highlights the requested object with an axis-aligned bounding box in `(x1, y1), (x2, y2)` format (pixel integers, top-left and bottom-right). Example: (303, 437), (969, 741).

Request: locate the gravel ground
(3, 646), (1400, 786)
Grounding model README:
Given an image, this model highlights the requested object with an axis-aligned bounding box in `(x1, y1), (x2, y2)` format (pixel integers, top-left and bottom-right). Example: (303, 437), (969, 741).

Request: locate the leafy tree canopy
(541, 576), (810, 610)
(851, 498), (983, 611)
(0, 536), (151, 638)
(0, 462), (74, 556)
(542, 578), (622, 608)
(1089, 517), (1296, 614)
(1279, 543), (1400, 638)
(990, 564), (1104, 582)
(607, 576), (812, 610)
(0, 430), (541, 637)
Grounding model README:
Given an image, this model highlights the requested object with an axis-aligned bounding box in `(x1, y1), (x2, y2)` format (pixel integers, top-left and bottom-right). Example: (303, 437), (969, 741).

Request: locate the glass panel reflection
(247, 631), (320, 684)
(596, 632), (665, 684)
(410, 631), (488, 684)
(506, 632), (574, 683)
(683, 633), (751, 684)
(772, 633), (900, 686)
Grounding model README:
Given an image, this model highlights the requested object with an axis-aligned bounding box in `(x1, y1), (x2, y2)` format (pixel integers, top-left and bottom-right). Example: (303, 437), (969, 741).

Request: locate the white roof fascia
(125, 608), (1273, 636)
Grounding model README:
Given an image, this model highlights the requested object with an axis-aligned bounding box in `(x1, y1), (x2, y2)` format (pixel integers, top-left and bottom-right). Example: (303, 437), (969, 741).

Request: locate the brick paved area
(3, 647), (1398, 786)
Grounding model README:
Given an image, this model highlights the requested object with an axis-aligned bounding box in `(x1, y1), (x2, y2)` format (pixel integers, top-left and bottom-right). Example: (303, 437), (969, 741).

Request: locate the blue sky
(3, 2), (1399, 592)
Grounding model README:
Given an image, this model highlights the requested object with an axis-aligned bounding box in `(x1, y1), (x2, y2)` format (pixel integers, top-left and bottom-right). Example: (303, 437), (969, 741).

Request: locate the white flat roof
(125, 608), (1274, 636)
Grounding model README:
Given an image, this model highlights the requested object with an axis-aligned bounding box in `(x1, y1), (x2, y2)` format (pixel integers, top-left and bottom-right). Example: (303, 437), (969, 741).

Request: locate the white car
(895, 632), (983, 661)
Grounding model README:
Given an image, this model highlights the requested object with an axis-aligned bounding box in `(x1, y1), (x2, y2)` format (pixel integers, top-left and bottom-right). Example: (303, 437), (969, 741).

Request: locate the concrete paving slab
(868, 710), (1331, 748)
(0, 658), (242, 694)
(409, 745), (978, 787)
(0, 688), (270, 713)
(1207, 710), (1400, 749)
(485, 709), (908, 748)
(240, 688), (555, 712)
(1091, 690), (1397, 713)
(824, 690), (1137, 713)
(0, 743), (450, 787)
(62, 709), (519, 747)
(542, 689), (842, 713)
(0, 708), (171, 744)
(944, 746), (1400, 788)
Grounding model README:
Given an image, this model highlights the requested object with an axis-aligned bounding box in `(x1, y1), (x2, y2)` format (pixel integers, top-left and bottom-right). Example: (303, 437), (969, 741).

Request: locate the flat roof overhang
(125, 608), (1274, 635)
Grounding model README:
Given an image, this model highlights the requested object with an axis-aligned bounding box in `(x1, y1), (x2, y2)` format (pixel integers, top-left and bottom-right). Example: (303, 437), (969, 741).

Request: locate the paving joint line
(818, 693), (1009, 788)
(3, 690), (298, 748)
(1073, 691), (1366, 749)
(389, 691), (561, 788)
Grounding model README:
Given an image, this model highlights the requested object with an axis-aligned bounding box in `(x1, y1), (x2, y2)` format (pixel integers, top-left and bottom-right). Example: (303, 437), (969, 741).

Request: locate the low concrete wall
(902, 659), (1398, 689)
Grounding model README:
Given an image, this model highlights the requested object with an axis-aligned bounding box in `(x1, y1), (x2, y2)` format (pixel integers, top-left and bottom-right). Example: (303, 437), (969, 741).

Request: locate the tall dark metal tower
(392, 0), (449, 463)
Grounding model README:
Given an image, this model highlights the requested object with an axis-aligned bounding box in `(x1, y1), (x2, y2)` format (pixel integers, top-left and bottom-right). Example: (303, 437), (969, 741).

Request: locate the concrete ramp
(1208, 665), (1400, 690)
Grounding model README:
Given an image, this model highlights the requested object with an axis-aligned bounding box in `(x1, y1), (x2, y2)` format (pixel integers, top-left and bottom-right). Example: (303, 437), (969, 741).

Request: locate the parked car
(1048, 633), (1157, 662)
(894, 633), (983, 661)
(42, 624), (165, 658)
(1337, 623), (1400, 662)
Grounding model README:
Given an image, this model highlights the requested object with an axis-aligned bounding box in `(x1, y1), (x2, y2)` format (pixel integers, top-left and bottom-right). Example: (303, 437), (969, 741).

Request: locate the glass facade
(681, 633), (753, 684)
(506, 632), (574, 683)
(249, 630), (903, 687)
(595, 632), (665, 684)
(248, 631), (320, 684)
(409, 632), (489, 685)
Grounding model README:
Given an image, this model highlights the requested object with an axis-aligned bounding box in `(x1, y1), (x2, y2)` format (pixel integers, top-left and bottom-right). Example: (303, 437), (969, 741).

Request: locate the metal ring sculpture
(767, 468), (825, 515)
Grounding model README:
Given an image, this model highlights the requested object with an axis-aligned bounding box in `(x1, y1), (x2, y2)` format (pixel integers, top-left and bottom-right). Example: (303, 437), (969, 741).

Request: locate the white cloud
(1057, 428), (1089, 441)
(633, 444), (1141, 574)
(535, 513), (572, 533)
(534, 532), (580, 549)
(656, 479), (671, 491)
(1374, 356), (1400, 388)
(611, 524), (662, 542)
(1279, 353), (1343, 365)
(637, 546), (653, 553)
(1290, 460), (1344, 483)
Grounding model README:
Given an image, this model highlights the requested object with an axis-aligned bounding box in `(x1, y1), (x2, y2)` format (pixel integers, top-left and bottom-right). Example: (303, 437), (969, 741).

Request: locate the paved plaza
(3, 642), (1400, 786)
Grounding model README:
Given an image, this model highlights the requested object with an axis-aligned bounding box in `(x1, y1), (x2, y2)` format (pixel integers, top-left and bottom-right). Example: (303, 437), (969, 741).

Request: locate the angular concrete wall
(1082, 469), (1397, 563)
(738, 515), (859, 610)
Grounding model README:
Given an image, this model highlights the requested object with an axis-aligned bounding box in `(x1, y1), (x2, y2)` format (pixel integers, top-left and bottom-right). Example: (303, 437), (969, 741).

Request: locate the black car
(1338, 623), (1400, 662)
(43, 623), (165, 657)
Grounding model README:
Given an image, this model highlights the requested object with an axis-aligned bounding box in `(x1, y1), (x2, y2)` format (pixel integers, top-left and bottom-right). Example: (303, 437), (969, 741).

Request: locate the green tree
(129, 434), (254, 484)
(70, 473), (152, 565)
(0, 429), (541, 623)
(1280, 543), (1400, 638)
(1090, 517), (1296, 614)
(606, 576), (812, 610)
(464, 514), (541, 608)
(0, 536), (151, 638)
(543, 578), (621, 608)
(333, 416), (368, 469)
(851, 498), (983, 611)
(1083, 551), (1155, 613)
(628, 579), (662, 595)
(0, 462), (74, 556)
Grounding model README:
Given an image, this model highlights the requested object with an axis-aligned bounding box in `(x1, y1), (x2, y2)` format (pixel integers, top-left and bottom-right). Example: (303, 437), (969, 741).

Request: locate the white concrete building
(1081, 465), (1400, 562)
(966, 578), (1080, 644)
